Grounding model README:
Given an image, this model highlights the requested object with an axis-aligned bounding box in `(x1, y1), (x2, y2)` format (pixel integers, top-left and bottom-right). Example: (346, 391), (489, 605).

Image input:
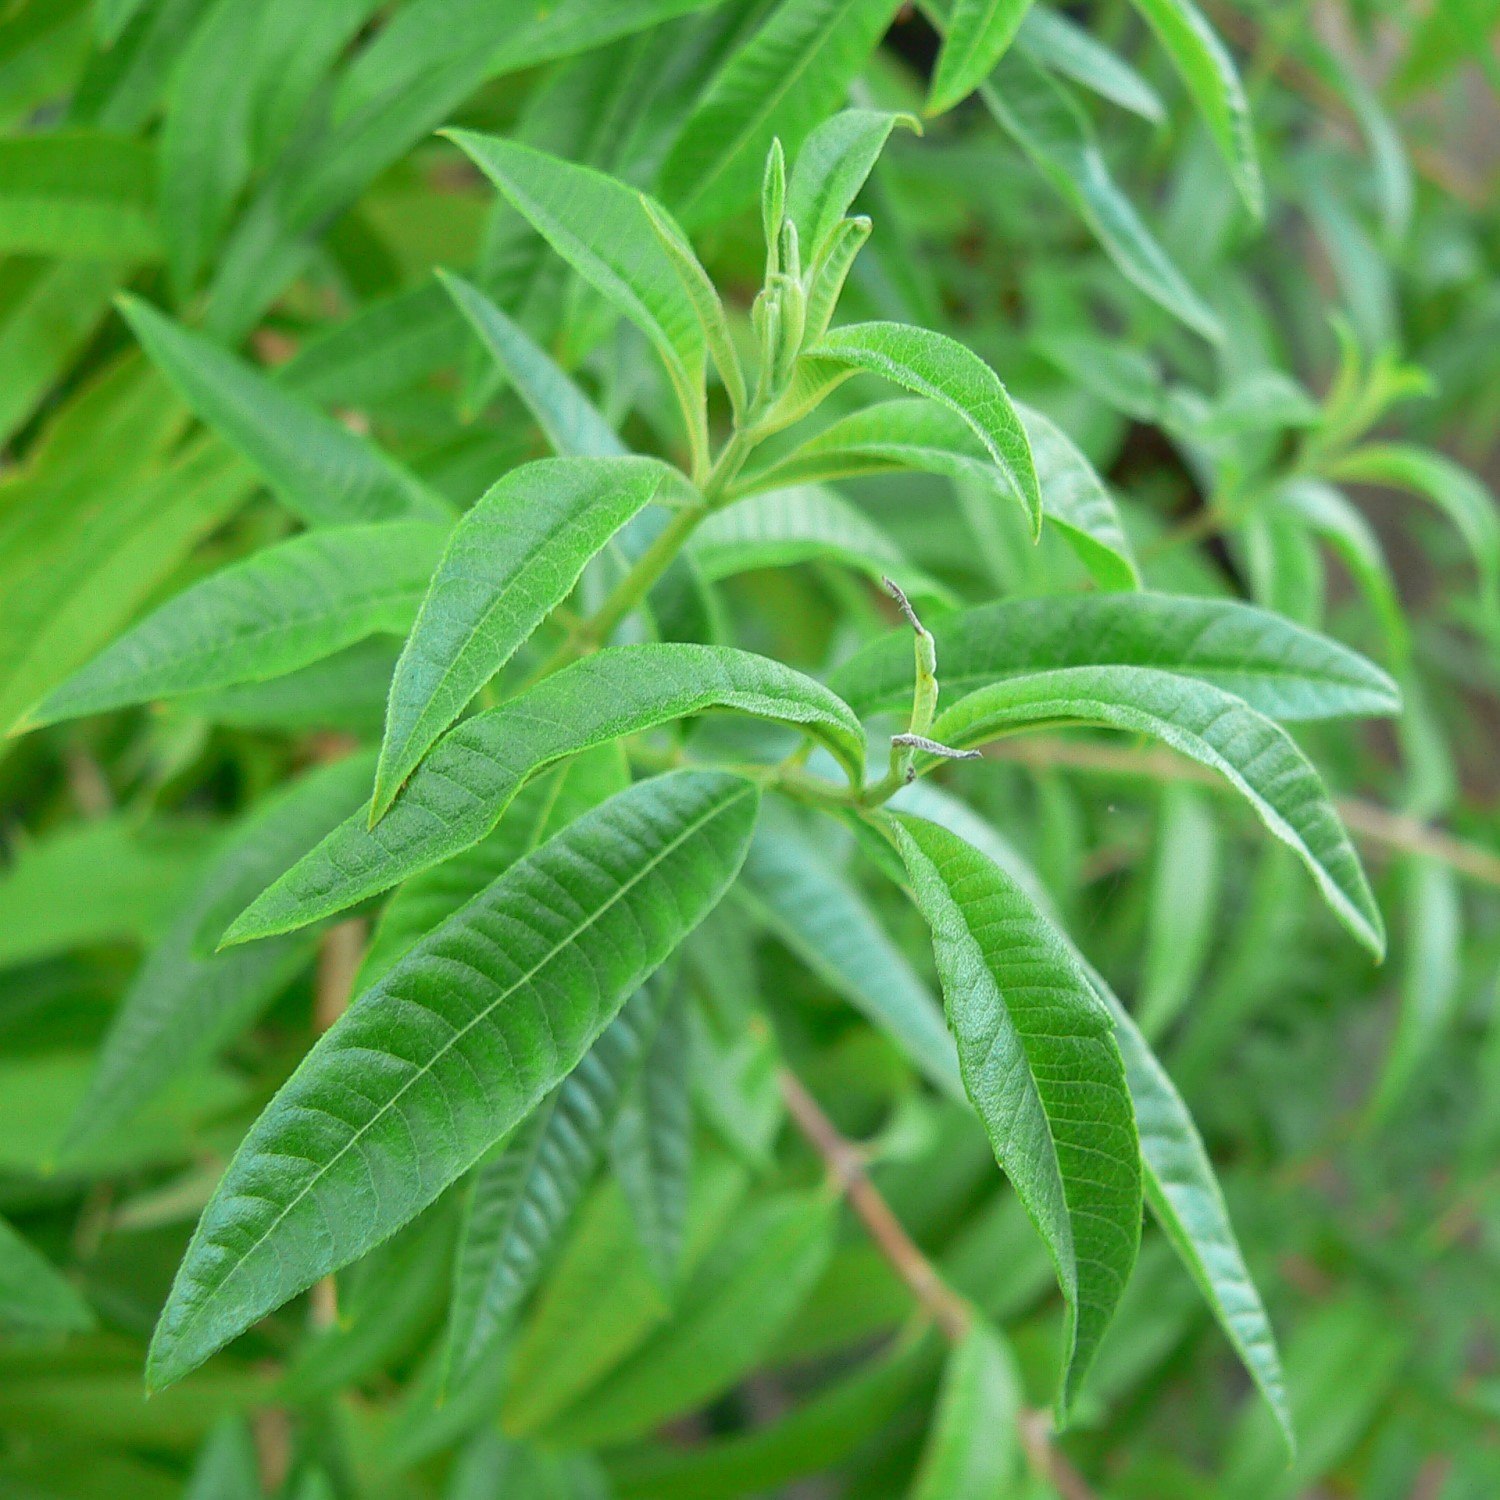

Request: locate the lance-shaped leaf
(118, 296), (451, 526)
(58, 754), (377, 1160)
(1015, 5), (1165, 122)
(981, 59), (1223, 342)
(909, 1320), (1023, 1498)
(659, 0), (903, 229)
(30, 522), (447, 727)
(889, 813), (1141, 1416)
(439, 270), (625, 459)
(690, 484), (953, 604)
(829, 592), (1400, 723)
(447, 980), (674, 1381)
(0, 1215), (94, 1332)
(611, 990), (694, 1293)
(738, 810), (963, 1099)
(785, 108), (917, 259)
(809, 321), (1041, 535)
(146, 769), (762, 1390)
(927, 0), (1034, 116)
(228, 644), (863, 943)
(372, 455), (671, 819)
(1129, 0), (1262, 218)
(444, 132), (709, 464)
(891, 783), (1293, 1447)
(928, 665), (1386, 957)
(0, 131), (161, 261)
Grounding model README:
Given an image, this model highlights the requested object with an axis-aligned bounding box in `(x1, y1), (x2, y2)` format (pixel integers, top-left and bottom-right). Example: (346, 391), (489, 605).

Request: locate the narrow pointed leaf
(929, 665), (1386, 956)
(890, 812), (1141, 1416)
(829, 592), (1400, 723)
(1015, 6), (1165, 121)
(611, 991), (694, 1292)
(928, 0), (1035, 115)
(909, 1320), (1022, 1498)
(147, 769), (761, 1389)
(372, 456), (671, 819)
(445, 132), (708, 460)
(447, 980), (674, 1380)
(119, 296), (450, 526)
(659, 0), (903, 228)
(228, 644), (864, 942)
(31, 522), (447, 726)
(981, 58), (1223, 341)
(785, 109), (918, 260)
(1129, 0), (1262, 218)
(0, 1215), (94, 1332)
(739, 810), (963, 1099)
(810, 321), (1041, 534)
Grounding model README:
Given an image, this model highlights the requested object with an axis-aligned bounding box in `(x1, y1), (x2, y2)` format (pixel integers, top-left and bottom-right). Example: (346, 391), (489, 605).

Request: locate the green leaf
(909, 1320), (1022, 1498)
(1137, 785), (1221, 1039)
(928, 666), (1386, 957)
(183, 1416), (261, 1500)
(59, 754), (377, 1160)
(0, 131), (159, 260)
(30, 521), (447, 727)
(611, 990), (695, 1293)
(785, 109), (917, 260)
(118, 296), (451, 526)
(981, 57), (1223, 342)
(439, 269), (625, 459)
(1327, 442), (1500, 615)
(889, 812), (1141, 1416)
(0, 1214), (94, 1332)
(371, 456), (670, 820)
(147, 769), (761, 1389)
(691, 484), (952, 603)
(444, 132), (710, 466)
(739, 808), (964, 1099)
(927, 0), (1034, 115)
(1129, 0), (1262, 218)
(536, 1191), (837, 1446)
(447, 979), (675, 1382)
(810, 321), (1041, 536)
(659, 0), (903, 229)
(1015, 5), (1165, 122)
(829, 592), (1401, 723)
(227, 644), (863, 943)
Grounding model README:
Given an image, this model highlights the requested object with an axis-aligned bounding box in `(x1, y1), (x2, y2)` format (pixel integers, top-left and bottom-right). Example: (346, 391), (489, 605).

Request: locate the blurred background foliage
(1, 0), (1499, 1495)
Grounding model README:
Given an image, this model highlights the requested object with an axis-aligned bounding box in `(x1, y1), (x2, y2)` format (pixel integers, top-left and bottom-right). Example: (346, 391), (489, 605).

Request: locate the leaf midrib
(157, 778), (754, 1366)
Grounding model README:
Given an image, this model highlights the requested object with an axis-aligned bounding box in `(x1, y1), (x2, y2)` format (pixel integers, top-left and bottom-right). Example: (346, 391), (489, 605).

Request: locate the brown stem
(1018, 1409), (1101, 1500)
(778, 1068), (971, 1342)
(984, 736), (1500, 889)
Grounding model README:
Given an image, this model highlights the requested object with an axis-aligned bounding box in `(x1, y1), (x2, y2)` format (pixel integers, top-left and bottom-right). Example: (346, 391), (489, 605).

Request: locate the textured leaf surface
(811, 321), (1040, 534)
(982, 57), (1222, 341)
(891, 813), (1141, 1415)
(0, 1215), (94, 1332)
(909, 1320), (1022, 1498)
(660, 0), (902, 228)
(928, 0), (1034, 115)
(447, 980), (673, 1380)
(120, 296), (450, 526)
(372, 456), (669, 818)
(32, 522), (446, 725)
(148, 770), (761, 1388)
(229, 644), (862, 943)
(785, 108), (915, 259)
(930, 666), (1385, 956)
(739, 809), (963, 1098)
(60, 755), (377, 1158)
(829, 592), (1399, 722)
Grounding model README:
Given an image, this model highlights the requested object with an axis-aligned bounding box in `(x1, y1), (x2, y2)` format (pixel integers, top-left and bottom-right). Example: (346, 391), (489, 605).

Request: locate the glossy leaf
(31, 521), (447, 726)
(372, 456), (670, 819)
(927, 0), (1034, 115)
(810, 321), (1041, 535)
(890, 812), (1141, 1415)
(119, 296), (450, 526)
(147, 769), (761, 1388)
(829, 592), (1401, 722)
(928, 666), (1386, 957)
(227, 644), (864, 943)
